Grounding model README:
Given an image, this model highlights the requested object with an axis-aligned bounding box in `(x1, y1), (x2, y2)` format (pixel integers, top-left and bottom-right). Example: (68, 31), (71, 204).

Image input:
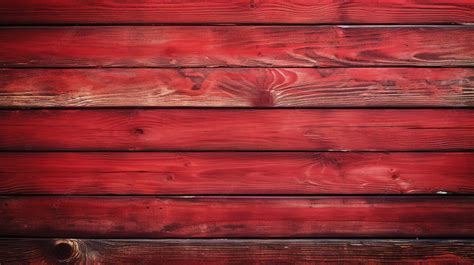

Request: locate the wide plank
(0, 26), (473, 67)
(1, 152), (473, 195)
(1, 68), (473, 107)
(0, 0), (473, 25)
(1, 239), (473, 264)
(0, 196), (472, 238)
(1, 109), (473, 151)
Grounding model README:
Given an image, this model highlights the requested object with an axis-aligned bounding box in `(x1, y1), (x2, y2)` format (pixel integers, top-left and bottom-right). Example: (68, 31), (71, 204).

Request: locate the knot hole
(52, 240), (77, 262)
(52, 239), (80, 262)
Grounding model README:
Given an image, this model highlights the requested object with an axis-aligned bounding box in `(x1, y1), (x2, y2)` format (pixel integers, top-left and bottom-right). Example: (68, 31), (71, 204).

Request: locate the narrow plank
(0, 26), (473, 67)
(1, 109), (473, 151)
(1, 68), (473, 107)
(0, 196), (472, 238)
(0, 0), (473, 24)
(1, 152), (473, 195)
(1, 239), (473, 265)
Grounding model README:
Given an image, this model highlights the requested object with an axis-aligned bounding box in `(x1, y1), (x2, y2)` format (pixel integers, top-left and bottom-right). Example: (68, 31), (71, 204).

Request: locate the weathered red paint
(0, 26), (472, 67)
(1, 109), (473, 151)
(0, 0), (473, 24)
(1, 196), (473, 238)
(1, 68), (473, 107)
(0, 1), (473, 261)
(1, 152), (473, 195)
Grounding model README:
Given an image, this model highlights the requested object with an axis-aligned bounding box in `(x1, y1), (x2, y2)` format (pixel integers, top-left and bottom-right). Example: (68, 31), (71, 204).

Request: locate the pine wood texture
(1, 26), (473, 67)
(1, 239), (473, 264)
(1, 196), (473, 238)
(1, 152), (473, 195)
(1, 68), (473, 107)
(0, 0), (473, 25)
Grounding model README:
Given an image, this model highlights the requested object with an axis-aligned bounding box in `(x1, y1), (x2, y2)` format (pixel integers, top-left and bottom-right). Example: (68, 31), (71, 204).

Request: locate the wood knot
(254, 89), (275, 107)
(390, 169), (400, 180)
(132, 128), (145, 135)
(52, 240), (78, 262)
(249, 0), (259, 8)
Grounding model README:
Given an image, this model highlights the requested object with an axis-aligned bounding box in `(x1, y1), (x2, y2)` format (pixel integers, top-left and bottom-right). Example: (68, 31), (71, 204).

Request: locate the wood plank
(0, 196), (472, 238)
(1, 109), (473, 151)
(0, 26), (473, 67)
(1, 239), (473, 264)
(1, 152), (473, 195)
(0, 1), (473, 25)
(1, 68), (473, 107)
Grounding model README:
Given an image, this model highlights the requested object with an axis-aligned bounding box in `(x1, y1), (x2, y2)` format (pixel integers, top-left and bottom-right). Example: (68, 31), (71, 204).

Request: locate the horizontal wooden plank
(0, 1), (473, 25)
(0, 26), (473, 67)
(0, 196), (472, 238)
(1, 68), (473, 107)
(1, 152), (473, 195)
(1, 239), (473, 265)
(1, 109), (473, 151)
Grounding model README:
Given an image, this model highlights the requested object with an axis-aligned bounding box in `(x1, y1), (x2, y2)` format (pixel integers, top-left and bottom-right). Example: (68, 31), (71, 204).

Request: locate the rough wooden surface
(1, 152), (473, 195)
(1, 109), (473, 151)
(0, 0), (473, 25)
(1, 239), (474, 264)
(0, 2), (473, 263)
(1, 68), (473, 108)
(1, 26), (473, 67)
(1, 196), (472, 238)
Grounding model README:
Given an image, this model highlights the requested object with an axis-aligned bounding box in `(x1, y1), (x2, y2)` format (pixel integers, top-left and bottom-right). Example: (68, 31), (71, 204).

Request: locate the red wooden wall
(0, 1), (473, 264)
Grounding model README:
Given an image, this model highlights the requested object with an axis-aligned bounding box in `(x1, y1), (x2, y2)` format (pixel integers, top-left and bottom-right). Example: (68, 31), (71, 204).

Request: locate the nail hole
(53, 242), (74, 261)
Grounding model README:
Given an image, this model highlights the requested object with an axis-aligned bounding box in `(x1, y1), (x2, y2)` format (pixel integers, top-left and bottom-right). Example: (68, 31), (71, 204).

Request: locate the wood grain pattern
(1, 26), (473, 67)
(0, 0), (473, 25)
(2, 1), (473, 262)
(1, 109), (473, 151)
(1, 152), (473, 195)
(1, 68), (473, 107)
(1, 196), (473, 238)
(1, 239), (473, 265)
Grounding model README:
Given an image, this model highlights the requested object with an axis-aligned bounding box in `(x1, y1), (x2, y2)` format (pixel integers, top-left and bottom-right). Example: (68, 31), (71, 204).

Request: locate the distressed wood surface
(1, 239), (474, 265)
(1, 152), (473, 195)
(1, 1), (473, 263)
(1, 26), (473, 67)
(0, 0), (473, 25)
(1, 68), (473, 108)
(1, 109), (473, 151)
(1, 196), (473, 238)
